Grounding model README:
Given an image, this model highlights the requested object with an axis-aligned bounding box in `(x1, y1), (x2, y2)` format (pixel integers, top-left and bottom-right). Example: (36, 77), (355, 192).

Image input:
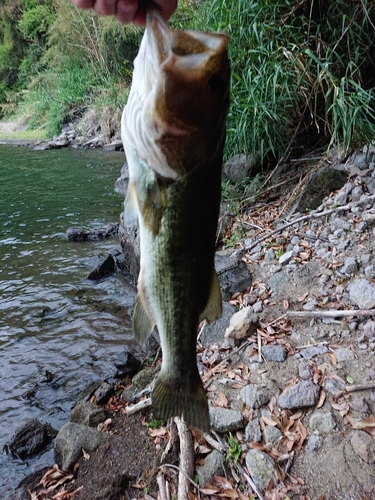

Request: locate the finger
(69, 0), (95, 8)
(93, 0), (118, 15)
(116, 0), (138, 23)
(153, 0), (177, 21)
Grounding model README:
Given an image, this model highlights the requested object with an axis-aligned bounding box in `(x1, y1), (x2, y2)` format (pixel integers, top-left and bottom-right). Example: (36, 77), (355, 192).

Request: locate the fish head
(122, 9), (230, 179)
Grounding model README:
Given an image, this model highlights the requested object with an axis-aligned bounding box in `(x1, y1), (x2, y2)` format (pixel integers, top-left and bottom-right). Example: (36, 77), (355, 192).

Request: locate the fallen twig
(287, 309), (375, 319)
(161, 420), (178, 463)
(243, 193), (375, 253)
(346, 381), (375, 393)
(125, 397), (152, 415)
(156, 471), (170, 500)
(159, 464), (199, 499)
(175, 418), (195, 500)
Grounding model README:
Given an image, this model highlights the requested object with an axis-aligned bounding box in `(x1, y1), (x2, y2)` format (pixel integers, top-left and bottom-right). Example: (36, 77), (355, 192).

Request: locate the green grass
(0, 128), (48, 141)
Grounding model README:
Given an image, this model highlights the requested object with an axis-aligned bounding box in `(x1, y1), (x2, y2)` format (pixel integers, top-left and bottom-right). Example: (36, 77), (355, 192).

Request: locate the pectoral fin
(200, 269), (222, 324)
(133, 294), (156, 346)
(124, 181), (139, 226)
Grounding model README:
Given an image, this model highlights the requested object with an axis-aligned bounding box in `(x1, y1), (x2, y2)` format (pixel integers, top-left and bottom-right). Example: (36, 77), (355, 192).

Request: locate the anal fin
(124, 181), (139, 226)
(133, 295), (155, 346)
(200, 268), (222, 324)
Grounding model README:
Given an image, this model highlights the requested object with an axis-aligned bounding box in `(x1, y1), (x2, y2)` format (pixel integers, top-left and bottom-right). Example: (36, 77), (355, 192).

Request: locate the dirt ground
(26, 146), (375, 500)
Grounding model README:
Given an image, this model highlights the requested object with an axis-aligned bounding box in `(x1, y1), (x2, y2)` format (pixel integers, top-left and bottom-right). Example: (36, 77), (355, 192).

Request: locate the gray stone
(341, 257), (358, 276)
(351, 186), (364, 202)
(294, 167), (347, 212)
(367, 178), (375, 195)
(363, 320), (375, 339)
(132, 365), (159, 390)
(300, 345), (328, 360)
(245, 449), (278, 490)
(264, 249), (275, 262)
(334, 347), (355, 362)
(94, 382), (114, 404)
(8, 419), (49, 458)
(196, 450), (225, 487)
(353, 152), (369, 170)
(245, 419), (262, 442)
(324, 377), (346, 395)
(348, 279), (375, 309)
(252, 301), (263, 313)
(334, 190), (348, 206)
(267, 271), (288, 294)
(263, 426), (282, 445)
(209, 407), (244, 433)
(216, 257), (252, 300)
(114, 350), (142, 378)
(365, 265), (375, 278)
(66, 224), (119, 242)
(305, 434), (323, 452)
(225, 306), (259, 340)
(357, 221), (368, 233)
(200, 301), (236, 347)
(351, 430), (375, 464)
(118, 212), (140, 283)
(34, 142), (52, 151)
(54, 422), (109, 471)
(87, 253), (116, 280)
(298, 361), (313, 380)
(224, 153), (260, 183)
(309, 411), (336, 433)
(70, 401), (112, 428)
(240, 384), (272, 409)
(262, 344), (288, 362)
(303, 299), (319, 311)
(279, 250), (293, 266)
(278, 381), (320, 409)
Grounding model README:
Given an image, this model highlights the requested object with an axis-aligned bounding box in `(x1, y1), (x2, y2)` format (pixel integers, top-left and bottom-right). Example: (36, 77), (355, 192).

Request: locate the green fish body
(121, 9), (230, 432)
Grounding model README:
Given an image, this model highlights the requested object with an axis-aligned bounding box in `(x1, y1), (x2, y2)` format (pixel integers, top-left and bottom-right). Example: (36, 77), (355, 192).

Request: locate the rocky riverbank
(9, 143), (375, 500)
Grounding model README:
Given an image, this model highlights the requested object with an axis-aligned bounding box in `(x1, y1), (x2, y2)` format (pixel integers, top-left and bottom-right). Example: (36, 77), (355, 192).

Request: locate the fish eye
(208, 74), (226, 98)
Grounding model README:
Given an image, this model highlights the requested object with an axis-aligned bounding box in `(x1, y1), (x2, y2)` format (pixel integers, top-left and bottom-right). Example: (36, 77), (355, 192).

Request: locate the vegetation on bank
(0, 0), (374, 163)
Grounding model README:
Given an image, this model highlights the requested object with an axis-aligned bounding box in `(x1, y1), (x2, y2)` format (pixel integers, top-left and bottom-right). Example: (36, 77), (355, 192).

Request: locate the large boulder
(54, 422), (109, 471)
(7, 419), (49, 458)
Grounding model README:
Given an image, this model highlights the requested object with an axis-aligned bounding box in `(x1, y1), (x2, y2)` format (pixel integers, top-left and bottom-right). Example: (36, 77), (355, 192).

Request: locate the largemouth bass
(121, 9), (230, 432)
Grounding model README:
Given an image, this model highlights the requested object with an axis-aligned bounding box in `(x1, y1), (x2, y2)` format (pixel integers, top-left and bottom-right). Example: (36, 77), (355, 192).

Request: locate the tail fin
(152, 372), (210, 432)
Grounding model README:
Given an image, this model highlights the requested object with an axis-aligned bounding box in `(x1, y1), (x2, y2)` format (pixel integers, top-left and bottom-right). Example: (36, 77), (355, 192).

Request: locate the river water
(0, 145), (139, 494)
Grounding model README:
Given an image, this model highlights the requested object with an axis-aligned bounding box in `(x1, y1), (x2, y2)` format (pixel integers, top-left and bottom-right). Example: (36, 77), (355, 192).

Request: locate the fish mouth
(122, 8), (230, 179)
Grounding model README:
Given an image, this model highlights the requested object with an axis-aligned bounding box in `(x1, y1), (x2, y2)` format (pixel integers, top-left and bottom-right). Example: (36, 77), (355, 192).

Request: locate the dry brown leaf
(299, 251), (310, 261)
(39, 465), (70, 488)
(328, 352), (337, 365)
(218, 488), (239, 498)
(149, 427), (168, 437)
(316, 390), (326, 409)
(52, 486), (83, 500)
(197, 445), (212, 455)
(212, 476), (233, 490)
(200, 487), (220, 495)
(261, 416), (278, 427)
(298, 292), (309, 302)
(213, 392), (229, 408)
(347, 415), (375, 436)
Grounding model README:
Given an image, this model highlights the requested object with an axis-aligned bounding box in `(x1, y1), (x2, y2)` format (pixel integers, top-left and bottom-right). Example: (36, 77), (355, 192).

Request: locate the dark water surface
(0, 145), (137, 494)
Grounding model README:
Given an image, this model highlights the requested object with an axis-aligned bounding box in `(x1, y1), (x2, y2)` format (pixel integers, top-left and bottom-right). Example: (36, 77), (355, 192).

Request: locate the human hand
(69, 0), (177, 26)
